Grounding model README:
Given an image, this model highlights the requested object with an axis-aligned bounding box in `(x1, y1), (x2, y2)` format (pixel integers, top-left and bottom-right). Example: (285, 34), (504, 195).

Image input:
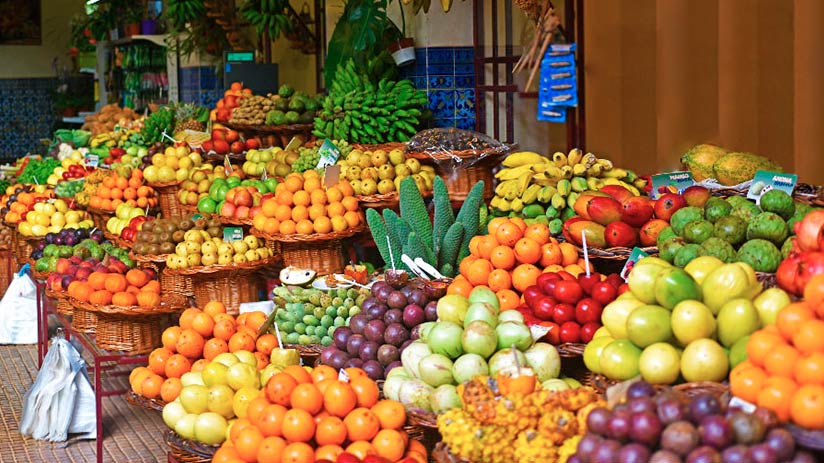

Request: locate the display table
(36, 282), (149, 463)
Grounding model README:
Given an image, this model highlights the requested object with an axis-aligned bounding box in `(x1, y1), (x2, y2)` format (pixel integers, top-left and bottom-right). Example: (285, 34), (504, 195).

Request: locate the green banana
(557, 179), (572, 196)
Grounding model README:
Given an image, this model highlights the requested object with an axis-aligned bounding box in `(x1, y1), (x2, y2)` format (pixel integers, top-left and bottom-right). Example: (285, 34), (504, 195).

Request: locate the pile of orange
(67, 268), (160, 307)
(88, 168), (158, 211)
(730, 275), (824, 429)
(253, 171), (363, 236)
(130, 301), (274, 403)
(447, 217), (591, 310)
(3, 190), (55, 224)
(212, 365), (427, 463)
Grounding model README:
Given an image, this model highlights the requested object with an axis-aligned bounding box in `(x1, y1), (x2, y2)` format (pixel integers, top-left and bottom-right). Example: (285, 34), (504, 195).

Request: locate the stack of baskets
(251, 225), (364, 276)
(148, 180), (184, 218)
(131, 252), (194, 297)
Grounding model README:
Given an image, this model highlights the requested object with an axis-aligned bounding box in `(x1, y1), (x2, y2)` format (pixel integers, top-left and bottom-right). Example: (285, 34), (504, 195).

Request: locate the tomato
(580, 322), (601, 343)
(553, 280), (583, 304)
(552, 303), (576, 324)
(533, 296), (556, 321)
(523, 285), (545, 308)
(537, 321), (561, 344)
(590, 281), (618, 306)
(575, 298), (603, 324)
(577, 272), (602, 295)
(537, 273), (561, 295)
(559, 321), (581, 344)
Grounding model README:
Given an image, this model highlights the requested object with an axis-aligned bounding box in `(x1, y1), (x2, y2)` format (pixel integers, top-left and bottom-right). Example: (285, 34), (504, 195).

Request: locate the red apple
(249, 205), (262, 217)
(233, 205), (250, 219)
(55, 258), (72, 274)
(235, 189), (253, 207)
(559, 321), (582, 344)
(230, 141), (245, 154)
(213, 140), (230, 155)
(621, 196), (655, 227)
(533, 296), (556, 321)
(653, 193), (687, 221)
(211, 129), (227, 141)
(575, 298), (603, 324)
(245, 138), (260, 150)
(220, 202), (236, 217)
(580, 322), (601, 343)
(225, 130), (240, 143)
(201, 140), (214, 152)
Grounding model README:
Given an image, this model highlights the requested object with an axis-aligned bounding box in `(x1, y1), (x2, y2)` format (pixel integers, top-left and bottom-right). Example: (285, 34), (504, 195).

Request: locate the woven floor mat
(0, 345), (168, 462)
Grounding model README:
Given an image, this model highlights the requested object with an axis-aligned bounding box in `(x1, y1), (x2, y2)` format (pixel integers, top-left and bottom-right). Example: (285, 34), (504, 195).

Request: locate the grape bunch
(575, 381), (815, 463)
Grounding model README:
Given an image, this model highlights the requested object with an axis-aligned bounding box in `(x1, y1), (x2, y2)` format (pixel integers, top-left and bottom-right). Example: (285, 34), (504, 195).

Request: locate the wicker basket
(45, 286), (73, 317)
(70, 302), (98, 333)
(355, 192), (400, 210)
(0, 247), (11, 296)
(191, 271), (263, 316)
(785, 423), (824, 452)
(557, 342), (586, 357)
(435, 156), (503, 203)
(164, 430), (217, 463)
(86, 205), (115, 230)
(284, 343), (324, 366)
(150, 182), (184, 218)
(433, 442), (470, 463)
(124, 389), (166, 412)
(13, 233), (42, 268)
(252, 226), (364, 276)
(352, 142), (408, 152)
(588, 374), (729, 398)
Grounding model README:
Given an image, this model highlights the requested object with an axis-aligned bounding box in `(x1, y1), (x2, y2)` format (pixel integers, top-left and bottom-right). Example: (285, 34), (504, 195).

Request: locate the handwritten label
(223, 227), (243, 242)
(621, 247), (650, 281)
(650, 171), (695, 199)
(728, 396), (757, 414)
(317, 139), (341, 168)
(747, 170), (798, 203)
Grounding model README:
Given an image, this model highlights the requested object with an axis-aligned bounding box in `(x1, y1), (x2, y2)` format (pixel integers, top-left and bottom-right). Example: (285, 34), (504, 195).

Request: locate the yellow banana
(490, 196), (502, 209)
(582, 153), (598, 168)
(495, 164), (534, 180)
(602, 168), (629, 179)
(572, 163), (588, 176)
(501, 151), (548, 167)
(567, 148), (583, 165)
(545, 165), (565, 179)
(516, 172), (532, 195)
(495, 179), (517, 196)
(560, 165), (573, 179)
(634, 178), (648, 189)
(587, 164), (604, 177)
(511, 198), (524, 212)
(497, 199), (512, 212)
(595, 158), (613, 170)
(552, 151), (568, 167)
(587, 177), (605, 190)
(522, 184), (542, 204)
(538, 186), (557, 202)
(604, 178), (640, 196)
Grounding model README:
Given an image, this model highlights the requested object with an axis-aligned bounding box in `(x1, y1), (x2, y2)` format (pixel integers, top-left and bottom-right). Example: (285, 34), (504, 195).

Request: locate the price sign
(84, 154), (99, 168)
(650, 171), (695, 199)
(316, 139), (341, 168)
(747, 170), (798, 203)
(223, 227), (243, 242)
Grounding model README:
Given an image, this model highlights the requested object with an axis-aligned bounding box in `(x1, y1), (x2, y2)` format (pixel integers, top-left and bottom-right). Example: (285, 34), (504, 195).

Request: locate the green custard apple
(670, 207), (705, 236)
(736, 239), (782, 272)
(683, 219), (714, 244)
(698, 237), (737, 263)
(730, 200), (761, 222)
(704, 197), (733, 223)
(746, 212), (788, 245)
(712, 215), (747, 246)
(759, 189), (795, 219)
(659, 237), (686, 263)
(674, 243), (701, 267)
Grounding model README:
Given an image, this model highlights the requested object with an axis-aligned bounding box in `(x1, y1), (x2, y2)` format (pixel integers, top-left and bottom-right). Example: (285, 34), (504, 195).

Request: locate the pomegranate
(776, 251), (824, 295)
(795, 210), (824, 252)
(777, 253), (802, 295)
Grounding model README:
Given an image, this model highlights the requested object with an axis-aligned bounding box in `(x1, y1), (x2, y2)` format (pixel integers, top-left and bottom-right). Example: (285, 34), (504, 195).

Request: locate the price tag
(84, 154), (99, 168)
(747, 170), (798, 203)
(223, 227), (243, 242)
(649, 171), (695, 199)
(192, 214), (204, 220)
(529, 324), (552, 342)
(261, 168), (268, 181)
(316, 139), (341, 168)
(338, 368), (350, 383)
(728, 396), (757, 414)
(621, 247), (650, 281)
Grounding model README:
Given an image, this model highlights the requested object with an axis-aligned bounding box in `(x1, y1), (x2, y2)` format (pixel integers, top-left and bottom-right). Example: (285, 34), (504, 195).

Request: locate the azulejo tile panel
(0, 78), (59, 160)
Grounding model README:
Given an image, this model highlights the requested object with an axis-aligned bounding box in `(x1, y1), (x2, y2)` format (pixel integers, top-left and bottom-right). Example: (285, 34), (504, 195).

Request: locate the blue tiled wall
(179, 66), (223, 108)
(0, 78), (58, 160)
(402, 47), (476, 130)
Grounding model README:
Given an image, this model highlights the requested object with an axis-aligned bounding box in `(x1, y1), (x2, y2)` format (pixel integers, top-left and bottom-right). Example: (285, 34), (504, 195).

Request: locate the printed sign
(223, 227), (243, 242)
(650, 171), (695, 199)
(84, 154), (99, 168)
(747, 170), (798, 202)
(317, 139), (342, 168)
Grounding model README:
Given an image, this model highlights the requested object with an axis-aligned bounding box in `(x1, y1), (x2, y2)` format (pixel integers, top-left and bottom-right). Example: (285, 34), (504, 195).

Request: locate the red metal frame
(37, 283), (148, 463)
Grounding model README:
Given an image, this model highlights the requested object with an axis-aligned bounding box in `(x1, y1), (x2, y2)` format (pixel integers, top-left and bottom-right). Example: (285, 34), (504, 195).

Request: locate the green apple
(716, 298), (761, 347)
(601, 298), (645, 339)
(592, 327), (612, 339)
(680, 339), (729, 382)
(639, 342), (681, 385)
(194, 412), (229, 445)
(468, 286), (500, 312)
(207, 384), (236, 418)
(628, 259), (671, 304)
(626, 305), (673, 348)
(201, 362), (229, 387)
(174, 413), (198, 440)
(671, 300), (716, 346)
(599, 339), (643, 381)
(583, 336), (614, 374)
(213, 352), (240, 368)
(654, 268), (702, 309)
(684, 256), (724, 285)
(234, 350), (258, 367)
(180, 371), (205, 387)
(754, 288), (792, 326)
(562, 377), (582, 389)
(179, 384), (209, 414)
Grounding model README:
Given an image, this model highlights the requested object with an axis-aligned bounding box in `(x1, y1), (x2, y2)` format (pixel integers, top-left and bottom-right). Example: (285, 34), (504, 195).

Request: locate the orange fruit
(281, 442), (315, 463)
(164, 354), (192, 379)
(203, 338), (229, 361)
(756, 376), (798, 422)
(476, 236), (498, 260)
(326, 187), (344, 203)
(175, 329), (205, 359)
(539, 242), (563, 267)
(764, 344), (801, 379)
(314, 216), (333, 234)
(262, 200), (279, 218)
(343, 211), (361, 227)
(304, 176), (322, 192)
(489, 245), (516, 270)
(309, 189), (327, 205)
(179, 308), (202, 330)
(256, 334), (278, 356)
(314, 445), (344, 462)
(257, 404), (288, 437)
(282, 408), (316, 442)
(487, 217), (509, 236)
(350, 377), (379, 408)
(292, 190), (310, 207)
(190, 359), (208, 373)
(327, 202), (345, 217)
(511, 263), (542, 292)
(790, 384), (824, 429)
(161, 326), (181, 351)
(804, 274), (824, 310)
(282, 365), (312, 384)
(468, 236), (483, 256)
(244, 311), (267, 332)
(130, 367), (152, 394)
(246, 397), (271, 427)
(284, 176), (303, 193)
(513, 237), (541, 264)
(315, 415), (347, 446)
(794, 320), (824, 354)
(466, 258), (493, 286)
(323, 381), (357, 417)
(141, 374), (163, 399)
(204, 300), (227, 316)
(747, 329), (787, 367)
(266, 372), (299, 406)
(509, 217), (527, 231)
(275, 204), (292, 221)
(255, 351), (270, 370)
(235, 427), (265, 462)
(371, 400), (406, 430)
(290, 383), (324, 414)
(558, 242), (579, 266)
(730, 362), (768, 404)
(279, 219), (297, 235)
(487, 269), (512, 292)
(213, 446), (242, 463)
(495, 222), (523, 247)
(228, 332), (256, 353)
(345, 441), (377, 460)
(777, 302), (816, 341)
(343, 407), (381, 441)
(310, 365), (338, 384)
(292, 207), (310, 224)
(341, 196), (359, 212)
(371, 429), (406, 462)
(257, 436), (287, 463)
(213, 319), (237, 342)
(160, 377), (183, 402)
(496, 289), (521, 311)
(447, 278), (473, 297)
(524, 223), (550, 245)
(148, 347), (173, 376)
(795, 352), (824, 385)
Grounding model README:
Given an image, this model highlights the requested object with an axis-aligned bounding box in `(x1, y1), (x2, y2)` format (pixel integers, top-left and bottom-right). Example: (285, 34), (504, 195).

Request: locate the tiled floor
(0, 344), (168, 462)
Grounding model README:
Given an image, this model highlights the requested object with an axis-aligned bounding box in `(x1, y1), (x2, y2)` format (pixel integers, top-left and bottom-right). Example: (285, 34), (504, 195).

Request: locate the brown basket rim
(351, 142), (408, 152)
(130, 251), (171, 263)
(251, 224), (365, 243)
(557, 342), (586, 357)
(163, 256), (276, 276)
(86, 205), (117, 216)
(784, 422), (824, 451)
(18, 233), (47, 243)
(355, 192), (399, 203)
(124, 389), (166, 412)
(147, 180), (183, 189)
(217, 215), (254, 226)
(44, 286), (66, 300)
(406, 408), (438, 429)
(68, 291), (188, 315)
(163, 429), (219, 459)
(405, 143), (517, 162)
(222, 121), (314, 134)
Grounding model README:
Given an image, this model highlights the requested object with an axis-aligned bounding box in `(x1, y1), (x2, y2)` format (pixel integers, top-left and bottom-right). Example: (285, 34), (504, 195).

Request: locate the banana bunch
(491, 149), (648, 230)
(163, 0), (205, 30)
(241, 0), (293, 40)
(90, 132), (119, 149)
(314, 59), (428, 144)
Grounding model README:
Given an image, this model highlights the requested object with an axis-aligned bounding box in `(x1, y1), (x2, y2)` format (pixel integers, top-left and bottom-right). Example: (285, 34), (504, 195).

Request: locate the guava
(698, 237), (737, 263)
(683, 220), (714, 244)
(712, 215), (747, 246)
(656, 226), (678, 248)
(704, 197), (732, 223)
(746, 212), (788, 245)
(670, 207), (705, 236)
(674, 243), (701, 268)
(659, 237), (686, 263)
(736, 239), (782, 273)
(759, 189), (795, 219)
(731, 200), (761, 222)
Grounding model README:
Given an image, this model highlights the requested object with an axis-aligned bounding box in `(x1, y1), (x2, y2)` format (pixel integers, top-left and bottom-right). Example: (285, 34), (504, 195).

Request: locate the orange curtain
(583, 0), (824, 184)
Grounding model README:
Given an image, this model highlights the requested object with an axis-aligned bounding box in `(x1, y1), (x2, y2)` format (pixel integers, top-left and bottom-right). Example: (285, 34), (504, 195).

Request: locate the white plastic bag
(20, 331), (96, 441)
(0, 267), (38, 344)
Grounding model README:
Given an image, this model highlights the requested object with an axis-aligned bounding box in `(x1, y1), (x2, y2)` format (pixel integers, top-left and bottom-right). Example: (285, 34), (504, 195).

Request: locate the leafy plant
(240, 0), (294, 41)
(163, 0), (206, 31)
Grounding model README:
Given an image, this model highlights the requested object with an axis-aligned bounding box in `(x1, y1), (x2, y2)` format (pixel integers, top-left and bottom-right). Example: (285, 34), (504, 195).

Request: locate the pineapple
(173, 103), (207, 133)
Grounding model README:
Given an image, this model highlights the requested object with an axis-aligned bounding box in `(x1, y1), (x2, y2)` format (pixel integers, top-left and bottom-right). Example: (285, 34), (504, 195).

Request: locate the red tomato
(553, 280), (584, 304)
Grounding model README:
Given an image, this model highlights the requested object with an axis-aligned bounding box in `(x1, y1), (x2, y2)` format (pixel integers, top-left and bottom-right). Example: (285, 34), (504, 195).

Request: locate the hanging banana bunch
(241, 0), (294, 40)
